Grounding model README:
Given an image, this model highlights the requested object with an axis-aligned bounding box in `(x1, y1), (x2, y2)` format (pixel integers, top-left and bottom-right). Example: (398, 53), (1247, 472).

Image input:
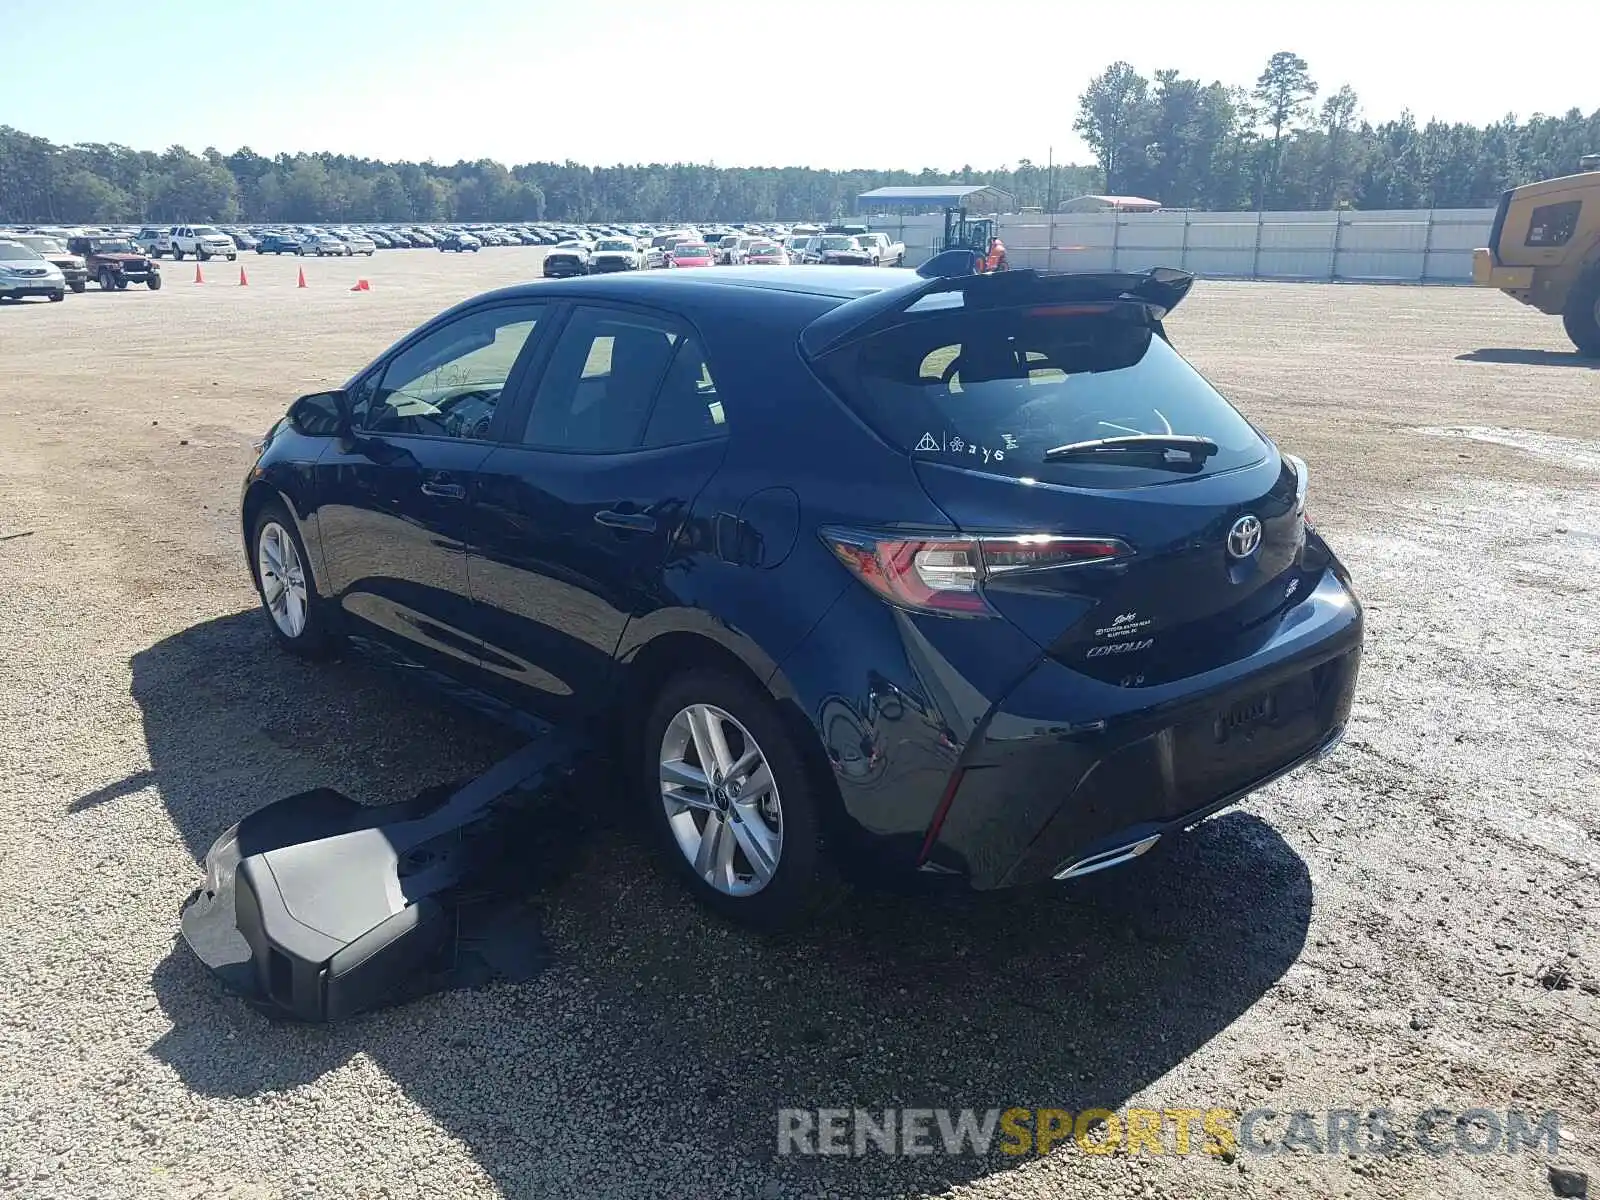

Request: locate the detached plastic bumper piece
(180, 732), (584, 1022)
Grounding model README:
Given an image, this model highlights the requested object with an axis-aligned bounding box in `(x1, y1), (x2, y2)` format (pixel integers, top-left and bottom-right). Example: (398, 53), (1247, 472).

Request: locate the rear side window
(814, 304), (1267, 489)
(1525, 201), (1580, 248)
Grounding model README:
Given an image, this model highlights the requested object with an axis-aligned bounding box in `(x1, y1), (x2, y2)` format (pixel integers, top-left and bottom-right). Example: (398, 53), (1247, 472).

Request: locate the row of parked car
(0, 218), (910, 303)
(0, 231), (164, 301)
(539, 225), (909, 277)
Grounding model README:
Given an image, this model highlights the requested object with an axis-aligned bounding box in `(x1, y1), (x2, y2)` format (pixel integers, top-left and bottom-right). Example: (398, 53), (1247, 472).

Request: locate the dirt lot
(0, 250), (1596, 1200)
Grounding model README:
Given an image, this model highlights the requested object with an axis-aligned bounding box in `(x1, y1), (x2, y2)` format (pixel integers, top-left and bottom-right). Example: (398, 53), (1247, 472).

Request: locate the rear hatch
(806, 270), (1311, 686)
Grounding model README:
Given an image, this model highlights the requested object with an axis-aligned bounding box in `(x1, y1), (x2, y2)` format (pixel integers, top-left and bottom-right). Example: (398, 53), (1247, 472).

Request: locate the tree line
(1074, 52), (1598, 211)
(1, 53), (1593, 225)
(0, 132), (1098, 226)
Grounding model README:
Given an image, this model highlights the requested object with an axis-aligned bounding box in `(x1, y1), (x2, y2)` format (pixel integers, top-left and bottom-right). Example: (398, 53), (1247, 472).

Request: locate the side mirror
(286, 390), (351, 438)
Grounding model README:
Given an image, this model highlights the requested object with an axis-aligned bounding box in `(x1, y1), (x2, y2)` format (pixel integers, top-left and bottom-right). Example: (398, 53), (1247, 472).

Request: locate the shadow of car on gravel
(1457, 348), (1600, 368)
(110, 612), (1312, 1197)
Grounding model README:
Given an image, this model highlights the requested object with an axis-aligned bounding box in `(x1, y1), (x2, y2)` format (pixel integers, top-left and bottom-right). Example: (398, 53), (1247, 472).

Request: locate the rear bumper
(921, 568), (1364, 889)
(1472, 248), (1534, 291)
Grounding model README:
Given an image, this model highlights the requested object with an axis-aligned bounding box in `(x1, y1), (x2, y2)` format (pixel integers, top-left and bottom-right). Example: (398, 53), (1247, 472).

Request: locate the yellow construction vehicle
(1473, 154), (1600, 355)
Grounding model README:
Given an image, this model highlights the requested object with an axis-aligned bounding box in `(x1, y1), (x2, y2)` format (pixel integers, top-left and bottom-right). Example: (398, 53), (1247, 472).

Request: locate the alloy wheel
(256, 521), (308, 638)
(659, 703), (783, 896)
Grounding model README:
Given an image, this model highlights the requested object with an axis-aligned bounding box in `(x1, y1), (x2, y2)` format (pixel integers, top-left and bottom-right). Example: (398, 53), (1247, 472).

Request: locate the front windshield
(193, 226), (222, 236)
(91, 239), (135, 253)
(748, 242), (779, 254)
(675, 244), (709, 256)
(15, 236), (64, 254)
(0, 242), (42, 260)
(817, 237), (857, 251)
(597, 240), (633, 251)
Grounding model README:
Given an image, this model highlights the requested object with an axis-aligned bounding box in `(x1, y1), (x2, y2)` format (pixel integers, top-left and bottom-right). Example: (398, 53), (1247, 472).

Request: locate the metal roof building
(856, 184), (1016, 213)
(1059, 194), (1163, 213)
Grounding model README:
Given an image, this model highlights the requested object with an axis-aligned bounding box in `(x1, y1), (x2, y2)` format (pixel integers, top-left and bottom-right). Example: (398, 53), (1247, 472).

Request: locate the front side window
(354, 304), (545, 439)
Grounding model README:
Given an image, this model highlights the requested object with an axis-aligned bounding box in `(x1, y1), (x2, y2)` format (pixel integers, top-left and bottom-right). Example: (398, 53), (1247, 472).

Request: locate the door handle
(595, 509), (657, 534)
(420, 480), (466, 500)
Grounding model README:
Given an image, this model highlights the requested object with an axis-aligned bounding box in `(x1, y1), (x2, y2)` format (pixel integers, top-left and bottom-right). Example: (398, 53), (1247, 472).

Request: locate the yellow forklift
(1473, 154), (1600, 355)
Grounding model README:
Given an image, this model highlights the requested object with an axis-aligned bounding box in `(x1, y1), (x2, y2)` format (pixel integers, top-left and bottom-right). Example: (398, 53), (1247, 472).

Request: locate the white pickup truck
(167, 225), (237, 261)
(858, 231), (906, 266)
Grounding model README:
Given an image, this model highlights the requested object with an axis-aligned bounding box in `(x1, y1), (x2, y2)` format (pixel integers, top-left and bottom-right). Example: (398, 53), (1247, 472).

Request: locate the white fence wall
(868, 208), (1495, 284)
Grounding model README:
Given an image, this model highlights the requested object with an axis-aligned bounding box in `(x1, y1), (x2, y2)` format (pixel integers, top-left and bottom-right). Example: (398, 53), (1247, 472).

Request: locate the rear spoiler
(799, 265), (1196, 358)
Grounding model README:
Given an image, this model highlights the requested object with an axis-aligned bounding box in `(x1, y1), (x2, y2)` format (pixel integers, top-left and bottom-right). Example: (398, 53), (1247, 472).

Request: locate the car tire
(172, 248), (184, 260)
(70, 281), (86, 294)
(49, 291), (65, 302)
(147, 273), (162, 290)
(641, 668), (842, 931)
(199, 250), (209, 262)
(115, 279), (128, 290)
(98, 269), (115, 291)
(1562, 267), (1600, 358)
(257, 247), (266, 255)
(228, 253), (237, 261)
(249, 500), (337, 659)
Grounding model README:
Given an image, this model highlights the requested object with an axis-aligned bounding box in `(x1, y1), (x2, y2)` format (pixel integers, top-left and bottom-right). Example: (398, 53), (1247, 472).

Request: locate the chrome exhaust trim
(1053, 833), (1162, 881)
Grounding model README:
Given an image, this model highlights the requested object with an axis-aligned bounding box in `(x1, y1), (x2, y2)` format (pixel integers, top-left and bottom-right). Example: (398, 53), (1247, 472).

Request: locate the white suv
(169, 225), (237, 261)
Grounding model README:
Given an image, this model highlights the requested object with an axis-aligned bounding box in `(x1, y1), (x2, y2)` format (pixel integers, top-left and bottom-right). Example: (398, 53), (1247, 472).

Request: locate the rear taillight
(821, 528), (1133, 616)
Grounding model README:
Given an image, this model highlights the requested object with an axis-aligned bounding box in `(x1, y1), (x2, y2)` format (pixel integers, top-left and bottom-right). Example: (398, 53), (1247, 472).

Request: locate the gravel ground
(0, 251), (1596, 1200)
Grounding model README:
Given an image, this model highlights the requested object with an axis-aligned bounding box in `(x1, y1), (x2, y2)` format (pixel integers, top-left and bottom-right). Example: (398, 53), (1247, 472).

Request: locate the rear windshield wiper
(1043, 434), (1220, 464)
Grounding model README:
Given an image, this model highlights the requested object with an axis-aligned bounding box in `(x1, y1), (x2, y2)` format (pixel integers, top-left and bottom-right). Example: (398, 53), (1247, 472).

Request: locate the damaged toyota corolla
(237, 262), (1362, 931)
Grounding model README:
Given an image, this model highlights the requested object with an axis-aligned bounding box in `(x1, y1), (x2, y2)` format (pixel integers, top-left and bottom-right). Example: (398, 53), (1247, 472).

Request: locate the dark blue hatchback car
(242, 264), (1362, 928)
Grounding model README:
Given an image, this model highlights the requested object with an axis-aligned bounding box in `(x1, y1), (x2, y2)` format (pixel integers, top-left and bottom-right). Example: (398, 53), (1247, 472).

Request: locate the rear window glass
(815, 304), (1267, 489)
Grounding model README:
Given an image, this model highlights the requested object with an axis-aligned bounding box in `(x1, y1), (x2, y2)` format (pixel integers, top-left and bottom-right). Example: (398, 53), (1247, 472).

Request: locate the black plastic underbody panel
(179, 731), (587, 1022)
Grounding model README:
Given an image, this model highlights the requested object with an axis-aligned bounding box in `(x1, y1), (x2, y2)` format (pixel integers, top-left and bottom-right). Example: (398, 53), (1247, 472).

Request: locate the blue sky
(3, 0), (1593, 169)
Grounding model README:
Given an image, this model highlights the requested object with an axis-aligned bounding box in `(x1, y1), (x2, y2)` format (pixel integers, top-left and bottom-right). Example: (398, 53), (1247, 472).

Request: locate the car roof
(486, 265), (919, 309)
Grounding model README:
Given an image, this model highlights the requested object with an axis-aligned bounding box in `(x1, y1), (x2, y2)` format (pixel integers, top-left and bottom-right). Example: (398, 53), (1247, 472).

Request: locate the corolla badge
(1227, 514), (1263, 559)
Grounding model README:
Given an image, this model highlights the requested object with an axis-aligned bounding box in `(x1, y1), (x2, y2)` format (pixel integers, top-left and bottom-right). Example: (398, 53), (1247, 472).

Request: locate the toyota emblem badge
(1227, 514), (1263, 559)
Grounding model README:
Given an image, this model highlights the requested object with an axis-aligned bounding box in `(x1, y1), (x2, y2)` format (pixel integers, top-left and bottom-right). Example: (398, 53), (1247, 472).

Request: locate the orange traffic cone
(193, 263), (204, 284)
(238, 266), (249, 286)
(297, 267), (307, 288)
(350, 279), (370, 292)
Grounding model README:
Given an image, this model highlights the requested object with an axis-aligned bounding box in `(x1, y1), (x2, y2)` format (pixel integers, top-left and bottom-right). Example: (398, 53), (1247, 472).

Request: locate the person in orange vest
(983, 235), (1008, 272)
